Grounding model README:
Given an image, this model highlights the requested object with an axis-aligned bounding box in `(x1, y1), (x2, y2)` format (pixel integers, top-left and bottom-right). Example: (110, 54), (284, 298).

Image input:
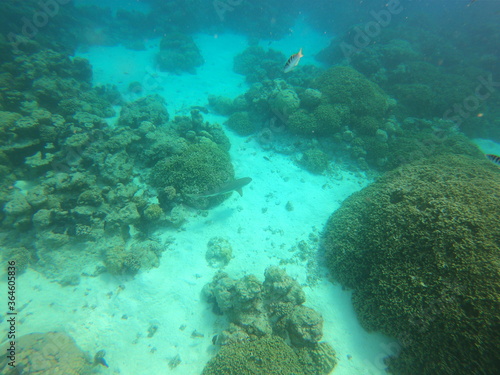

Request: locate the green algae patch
(322, 154), (500, 375)
(202, 336), (306, 375)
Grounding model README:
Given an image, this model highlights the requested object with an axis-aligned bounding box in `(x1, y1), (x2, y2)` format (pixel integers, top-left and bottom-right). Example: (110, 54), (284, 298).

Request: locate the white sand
(473, 138), (500, 156)
(0, 28), (399, 375)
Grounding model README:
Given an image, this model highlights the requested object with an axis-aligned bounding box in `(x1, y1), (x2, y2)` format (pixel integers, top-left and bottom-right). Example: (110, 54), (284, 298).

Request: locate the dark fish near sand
(94, 350), (109, 368)
(187, 177), (252, 198)
(284, 48), (303, 73)
(486, 154), (500, 166)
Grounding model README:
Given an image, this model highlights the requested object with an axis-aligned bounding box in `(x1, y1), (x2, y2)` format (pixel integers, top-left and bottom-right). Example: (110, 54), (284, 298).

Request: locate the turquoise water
(0, 1), (499, 374)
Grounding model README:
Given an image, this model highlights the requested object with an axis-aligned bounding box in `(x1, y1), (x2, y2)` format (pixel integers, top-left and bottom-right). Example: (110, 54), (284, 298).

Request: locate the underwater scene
(0, 0), (499, 374)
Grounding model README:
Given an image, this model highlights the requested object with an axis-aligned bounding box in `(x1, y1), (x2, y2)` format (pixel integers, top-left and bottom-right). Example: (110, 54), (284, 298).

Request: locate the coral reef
(322, 154), (500, 375)
(225, 111), (255, 136)
(118, 94), (169, 128)
(202, 267), (337, 375)
(315, 23), (499, 141)
(0, 87), (253, 280)
(150, 141), (234, 208)
(298, 88), (322, 111)
(206, 237), (233, 268)
(103, 240), (164, 276)
(299, 148), (329, 174)
(2, 247), (35, 274)
(202, 336), (307, 375)
(170, 109), (231, 152)
(313, 66), (389, 120)
(0, 332), (94, 375)
(0, 43), (232, 281)
(233, 46), (286, 83)
(381, 122), (484, 171)
(287, 109), (320, 136)
(268, 88), (300, 118)
(157, 33), (204, 74)
(208, 95), (235, 116)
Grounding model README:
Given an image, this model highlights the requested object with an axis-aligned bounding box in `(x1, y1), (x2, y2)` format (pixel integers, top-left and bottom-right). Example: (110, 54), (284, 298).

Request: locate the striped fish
(486, 154), (500, 166)
(284, 48), (303, 73)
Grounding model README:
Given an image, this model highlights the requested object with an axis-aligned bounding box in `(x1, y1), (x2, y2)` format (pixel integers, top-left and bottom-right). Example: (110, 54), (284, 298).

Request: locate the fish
(94, 350), (109, 368)
(284, 48), (303, 73)
(486, 154), (500, 166)
(467, 0), (477, 6)
(187, 177), (252, 198)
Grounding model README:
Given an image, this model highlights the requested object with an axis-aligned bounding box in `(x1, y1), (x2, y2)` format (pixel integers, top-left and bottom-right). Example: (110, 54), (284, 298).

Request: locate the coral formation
(268, 88), (300, 118)
(206, 237), (233, 268)
(287, 109), (320, 136)
(0, 56), (230, 279)
(225, 111), (255, 136)
(0, 332), (93, 375)
(313, 66), (389, 119)
(103, 240), (164, 276)
(118, 94), (169, 128)
(233, 46), (285, 83)
(298, 88), (322, 111)
(315, 23), (500, 141)
(312, 104), (349, 136)
(157, 33), (204, 74)
(202, 267), (337, 375)
(2, 247), (35, 274)
(322, 154), (500, 375)
(382, 120), (484, 171)
(208, 95), (235, 116)
(150, 141), (234, 208)
(202, 336), (307, 375)
(299, 149), (329, 174)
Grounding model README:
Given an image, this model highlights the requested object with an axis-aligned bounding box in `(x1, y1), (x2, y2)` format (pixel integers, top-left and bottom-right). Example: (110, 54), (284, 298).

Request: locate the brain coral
(322, 154), (500, 375)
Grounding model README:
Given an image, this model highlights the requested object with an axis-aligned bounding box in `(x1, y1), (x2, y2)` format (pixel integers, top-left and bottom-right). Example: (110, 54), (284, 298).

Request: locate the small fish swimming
(284, 48), (303, 73)
(486, 154), (500, 166)
(467, 0), (478, 6)
(187, 177), (252, 198)
(94, 350), (109, 368)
